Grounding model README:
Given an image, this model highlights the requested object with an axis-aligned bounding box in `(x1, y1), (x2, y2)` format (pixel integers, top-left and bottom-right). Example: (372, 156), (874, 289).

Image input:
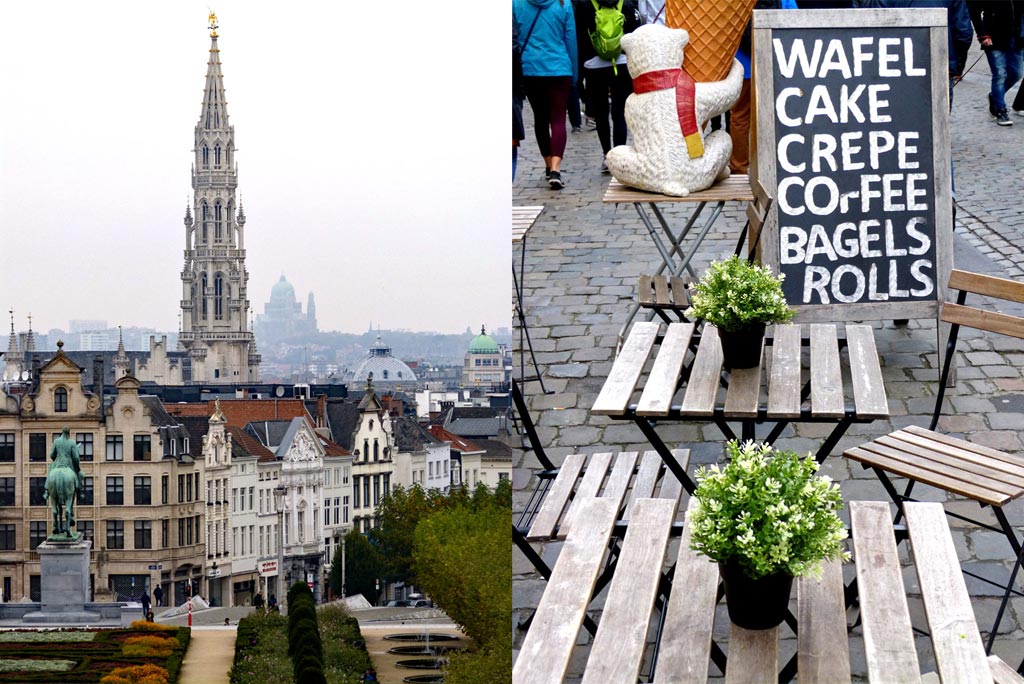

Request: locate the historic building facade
(179, 16), (260, 384)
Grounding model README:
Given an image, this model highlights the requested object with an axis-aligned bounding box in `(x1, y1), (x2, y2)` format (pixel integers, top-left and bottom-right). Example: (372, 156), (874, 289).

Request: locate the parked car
(385, 599), (409, 607)
(411, 599), (433, 608)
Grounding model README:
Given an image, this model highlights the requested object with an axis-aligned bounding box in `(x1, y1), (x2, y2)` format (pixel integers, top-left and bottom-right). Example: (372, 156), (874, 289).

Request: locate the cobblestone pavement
(512, 39), (1024, 682)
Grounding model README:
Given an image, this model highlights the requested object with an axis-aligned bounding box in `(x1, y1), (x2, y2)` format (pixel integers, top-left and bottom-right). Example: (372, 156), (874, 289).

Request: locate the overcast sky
(0, 2), (507, 337)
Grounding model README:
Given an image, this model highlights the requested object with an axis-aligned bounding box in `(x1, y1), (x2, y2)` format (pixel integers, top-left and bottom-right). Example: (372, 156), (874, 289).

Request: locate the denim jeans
(985, 37), (1024, 112)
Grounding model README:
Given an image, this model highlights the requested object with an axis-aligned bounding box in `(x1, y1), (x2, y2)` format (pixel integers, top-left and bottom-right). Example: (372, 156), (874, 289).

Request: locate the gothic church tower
(180, 14), (260, 383)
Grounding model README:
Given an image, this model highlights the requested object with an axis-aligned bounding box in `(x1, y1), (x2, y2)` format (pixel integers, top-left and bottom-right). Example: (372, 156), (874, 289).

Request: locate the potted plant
(686, 440), (849, 630)
(685, 255), (794, 369)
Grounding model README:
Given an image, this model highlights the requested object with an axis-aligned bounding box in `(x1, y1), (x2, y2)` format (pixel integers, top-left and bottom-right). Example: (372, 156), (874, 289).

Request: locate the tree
(371, 485), (446, 585)
(413, 504), (510, 649)
(328, 530), (383, 604)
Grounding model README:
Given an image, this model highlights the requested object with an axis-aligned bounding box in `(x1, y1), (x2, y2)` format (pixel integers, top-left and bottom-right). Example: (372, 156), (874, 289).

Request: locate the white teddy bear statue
(606, 23), (744, 197)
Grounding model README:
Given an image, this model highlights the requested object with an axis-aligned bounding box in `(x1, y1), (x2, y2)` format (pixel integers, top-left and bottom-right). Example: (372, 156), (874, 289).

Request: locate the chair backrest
(743, 179), (773, 263)
(931, 270), (1024, 429)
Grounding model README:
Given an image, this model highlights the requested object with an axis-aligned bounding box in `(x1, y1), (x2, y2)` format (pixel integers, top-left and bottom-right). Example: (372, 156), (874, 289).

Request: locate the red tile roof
(163, 399), (311, 429)
(426, 425), (484, 453)
(225, 426), (274, 460)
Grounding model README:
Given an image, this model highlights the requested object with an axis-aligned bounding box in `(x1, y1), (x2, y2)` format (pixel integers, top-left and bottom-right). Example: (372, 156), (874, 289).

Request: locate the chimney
(317, 393), (327, 428)
(93, 355), (104, 408)
(31, 356), (41, 391)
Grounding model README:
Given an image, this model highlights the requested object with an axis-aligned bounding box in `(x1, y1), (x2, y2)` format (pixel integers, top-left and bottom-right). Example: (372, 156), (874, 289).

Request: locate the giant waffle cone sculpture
(666, 0), (757, 82)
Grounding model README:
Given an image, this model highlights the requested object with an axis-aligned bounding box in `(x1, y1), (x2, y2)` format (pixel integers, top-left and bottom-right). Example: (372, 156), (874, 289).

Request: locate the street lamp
(273, 484), (287, 612)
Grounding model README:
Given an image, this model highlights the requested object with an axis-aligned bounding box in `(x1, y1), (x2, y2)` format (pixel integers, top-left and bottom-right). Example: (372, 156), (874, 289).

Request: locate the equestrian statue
(43, 427), (84, 541)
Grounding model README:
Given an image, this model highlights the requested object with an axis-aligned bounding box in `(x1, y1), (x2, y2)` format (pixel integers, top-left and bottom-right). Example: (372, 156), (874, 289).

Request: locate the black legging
(584, 65), (633, 155)
(524, 76), (572, 159)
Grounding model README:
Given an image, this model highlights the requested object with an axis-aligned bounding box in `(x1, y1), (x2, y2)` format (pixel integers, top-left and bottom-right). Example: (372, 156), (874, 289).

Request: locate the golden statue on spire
(208, 11), (219, 37)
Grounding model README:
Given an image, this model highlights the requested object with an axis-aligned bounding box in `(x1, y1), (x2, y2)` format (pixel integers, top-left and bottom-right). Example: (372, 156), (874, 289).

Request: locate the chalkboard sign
(753, 9), (952, 324)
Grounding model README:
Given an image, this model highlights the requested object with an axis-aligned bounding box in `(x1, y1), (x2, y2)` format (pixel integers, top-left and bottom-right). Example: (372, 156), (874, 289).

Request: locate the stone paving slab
(513, 36), (1024, 683)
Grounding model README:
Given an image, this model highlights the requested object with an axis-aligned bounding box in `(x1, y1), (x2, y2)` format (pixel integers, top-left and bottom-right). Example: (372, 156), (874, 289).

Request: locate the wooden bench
(638, 274), (692, 323)
(843, 270), (1024, 655)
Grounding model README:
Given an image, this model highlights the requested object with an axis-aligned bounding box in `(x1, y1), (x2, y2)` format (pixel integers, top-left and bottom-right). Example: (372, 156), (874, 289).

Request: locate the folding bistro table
(592, 321), (889, 492)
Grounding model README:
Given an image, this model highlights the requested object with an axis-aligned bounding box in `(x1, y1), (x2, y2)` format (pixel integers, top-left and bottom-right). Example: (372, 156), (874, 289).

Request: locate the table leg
(633, 418), (697, 494)
(812, 416), (854, 463)
(513, 236), (549, 394)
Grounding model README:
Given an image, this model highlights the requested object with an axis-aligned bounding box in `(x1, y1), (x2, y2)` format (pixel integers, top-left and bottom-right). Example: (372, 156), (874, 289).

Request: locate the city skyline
(0, 2), (506, 336)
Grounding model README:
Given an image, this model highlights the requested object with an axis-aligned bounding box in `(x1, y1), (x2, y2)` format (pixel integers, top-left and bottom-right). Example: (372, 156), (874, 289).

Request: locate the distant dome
(350, 336), (417, 385)
(270, 276), (295, 302)
(468, 326), (499, 354)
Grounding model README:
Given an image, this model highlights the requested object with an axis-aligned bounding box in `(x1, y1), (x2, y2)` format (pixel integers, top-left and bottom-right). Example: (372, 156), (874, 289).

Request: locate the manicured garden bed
(0, 622), (190, 682)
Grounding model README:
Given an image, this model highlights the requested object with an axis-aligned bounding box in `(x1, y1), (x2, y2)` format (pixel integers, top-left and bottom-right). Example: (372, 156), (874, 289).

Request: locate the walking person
(514, 17), (527, 180)
(140, 591), (151, 620)
(514, 0), (579, 190)
(576, 0), (641, 173)
(153, 585), (163, 607)
(969, 0), (1024, 126)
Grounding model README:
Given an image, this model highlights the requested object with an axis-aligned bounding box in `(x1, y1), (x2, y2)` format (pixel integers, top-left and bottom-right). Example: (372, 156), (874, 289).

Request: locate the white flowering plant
(685, 256), (794, 332)
(687, 441), (849, 580)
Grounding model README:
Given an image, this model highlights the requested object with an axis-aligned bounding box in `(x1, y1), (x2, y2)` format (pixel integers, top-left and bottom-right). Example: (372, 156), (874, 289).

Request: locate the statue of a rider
(42, 427), (84, 541)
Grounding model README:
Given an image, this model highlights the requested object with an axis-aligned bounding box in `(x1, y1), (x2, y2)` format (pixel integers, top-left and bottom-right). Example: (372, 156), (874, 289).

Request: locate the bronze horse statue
(44, 427), (83, 539)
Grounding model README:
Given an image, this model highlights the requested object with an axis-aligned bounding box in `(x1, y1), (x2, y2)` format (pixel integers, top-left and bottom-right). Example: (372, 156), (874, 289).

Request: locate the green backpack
(589, 0), (625, 73)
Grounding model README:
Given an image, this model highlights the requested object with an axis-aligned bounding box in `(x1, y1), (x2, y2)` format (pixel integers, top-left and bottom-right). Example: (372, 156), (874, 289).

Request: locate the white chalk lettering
(868, 84), (892, 122)
(878, 37), (902, 76)
(806, 176), (839, 215)
(867, 264), (888, 301)
(851, 37), (874, 77)
(832, 265), (866, 303)
(780, 225), (809, 264)
(907, 173), (928, 210)
(904, 37), (927, 76)
(820, 39), (853, 78)
(839, 84), (867, 124)
(834, 222), (859, 258)
(806, 84), (839, 124)
(773, 38), (823, 79)
(805, 224), (839, 263)
(776, 87), (804, 127)
(804, 266), (831, 304)
(906, 217), (931, 254)
(779, 177), (806, 216)
(898, 132), (920, 169)
(778, 133), (806, 173)
(859, 219), (883, 258)
(888, 259), (910, 298)
(910, 259), (935, 296)
(882, 173), (906, 212)
(812, 134), (838, 173)
(841, 131), (865, 170)
(883, 219), (908, 257)
(869, 131), (895, 169)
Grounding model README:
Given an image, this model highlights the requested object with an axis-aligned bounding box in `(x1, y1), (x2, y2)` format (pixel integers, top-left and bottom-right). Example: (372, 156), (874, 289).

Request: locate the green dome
(468, 326), (499, 354)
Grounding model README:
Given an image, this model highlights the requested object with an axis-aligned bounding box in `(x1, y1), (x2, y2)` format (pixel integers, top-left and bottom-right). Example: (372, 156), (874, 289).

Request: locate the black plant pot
(718, 323), (766, 370)
(719, 559), (794, 630)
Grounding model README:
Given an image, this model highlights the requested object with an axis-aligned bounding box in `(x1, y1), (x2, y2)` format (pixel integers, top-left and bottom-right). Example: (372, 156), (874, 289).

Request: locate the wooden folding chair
(844, 269), (1024, 658)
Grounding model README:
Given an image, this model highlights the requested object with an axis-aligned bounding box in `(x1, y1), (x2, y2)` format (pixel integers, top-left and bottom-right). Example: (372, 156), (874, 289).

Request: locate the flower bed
(0, 627), (189, 683)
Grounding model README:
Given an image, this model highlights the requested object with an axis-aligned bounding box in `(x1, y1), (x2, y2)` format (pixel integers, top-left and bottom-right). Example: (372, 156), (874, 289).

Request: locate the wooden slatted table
(513, 499), (995, 684)
(513, 205), (547, 392)
(592, 322), (889, 491)
(604, 176), (755, 343)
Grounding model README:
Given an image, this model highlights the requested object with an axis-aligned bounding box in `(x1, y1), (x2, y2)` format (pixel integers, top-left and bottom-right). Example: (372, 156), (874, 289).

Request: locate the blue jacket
(514, 0), (579, 83)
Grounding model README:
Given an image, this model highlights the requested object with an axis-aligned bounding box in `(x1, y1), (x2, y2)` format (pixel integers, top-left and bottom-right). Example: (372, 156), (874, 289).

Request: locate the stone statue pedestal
(23, 538), (100, 624)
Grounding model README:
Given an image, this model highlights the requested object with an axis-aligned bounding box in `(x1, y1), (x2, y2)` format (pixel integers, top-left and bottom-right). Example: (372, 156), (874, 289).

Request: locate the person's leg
(610, 66), (633, 148)
(987, 47), (1010, 112)
(568, 81), (583, 131)
(1004, 41), (1024, 106)
(525, 77), (554, 172)
(729, 79), (752, 174)
(587, 67), (613, 154)
(547, 77), (571, 174)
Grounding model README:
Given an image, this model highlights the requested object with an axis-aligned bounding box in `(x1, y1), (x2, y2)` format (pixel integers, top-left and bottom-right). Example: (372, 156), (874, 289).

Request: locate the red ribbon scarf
(632, 67), (704, 158)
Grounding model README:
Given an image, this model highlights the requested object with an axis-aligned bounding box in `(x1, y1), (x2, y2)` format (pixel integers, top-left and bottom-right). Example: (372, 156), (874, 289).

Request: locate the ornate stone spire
(24, 313), (34, 352)
(6, 309), (17, 356)
(199, 17), (230, 133)
(114, 326), (130, 379)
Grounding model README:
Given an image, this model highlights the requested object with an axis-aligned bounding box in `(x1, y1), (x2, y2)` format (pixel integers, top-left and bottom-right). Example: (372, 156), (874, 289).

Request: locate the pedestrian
(576, 0), (642, 174)
(268, 594), (278, 612)
(224, 617), (231, 626)
(968, 0), (1024, 126)
(638, 0), (664, 25)
(146, 609), (155, 622)
(153, 585), (163, 607)
(140, 591), (151, 618)
(514, 0), (579, 190)
(253, 591), (265, 611)
(362, 669), (378, 683)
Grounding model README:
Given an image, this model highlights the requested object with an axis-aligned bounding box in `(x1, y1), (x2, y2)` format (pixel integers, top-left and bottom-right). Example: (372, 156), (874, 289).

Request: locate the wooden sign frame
(753, 8), (952, 332)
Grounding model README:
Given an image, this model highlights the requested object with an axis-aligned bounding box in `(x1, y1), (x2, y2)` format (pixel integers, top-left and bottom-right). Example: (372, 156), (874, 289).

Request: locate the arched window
(205, 109), (211, 129)
(214, 274), (224, 320)
(373, 440), (379, 461)
(226, 145), (231, 165)
(54, 387), (68, 413)
(202, 146), (209, 167)
(226, 202), (234, 245)
(201, 203), (209, 243)
(363, 439), (369, 461)
(201, 273), (208, 319)
(215, 203), (222, 241)
(214, 106), (220, 128)
(369, 420), (373, 432)
(214, 145), (221, 168)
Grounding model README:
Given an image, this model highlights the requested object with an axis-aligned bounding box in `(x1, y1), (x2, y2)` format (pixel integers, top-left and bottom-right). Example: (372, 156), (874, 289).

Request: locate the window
(343, 466), (350, 485)
(161, 519), (169, 548)
(353, 477), (360, 509)
(178, 519), (185, 547)
(29, 478), (46, 506)
(499, 472), (510, 481)
(161, 475), (168, 504)
(76, 433), (94, 461)
(0, 433), (13, 462)
(29, 434), (46, 462)
(106, 520), (124, 549)
(363, 478), (370, 508)
(343, 496), (349, 524)
(373, 440), (379, 461)
(134, 476), (151, 505)
(54, 387), (68, 412)
(81, 477), (94, 505)
(383, 473), (390, 497)
(249, 487), (254, 510)
(178, 475), (185, 503)
(0, 524), (14, 550)
(202, 145), (209, 166)
(133, 435), (151, 461)
(214, 274), (224, 318)
(30, 521), (46, 550)
(334, 497), (340, 525)
(134, 520), (152, 549)
(0, 478), (13, 506)
(186, 475), (193, 502)
(373, 475), (380, 506)
(106, 435), (123, 461)
(232, 488), (238, 512)
(362, 439), (369, 461)
(78, 520), (94, 543)
(106, 476), (124, 506)
(325, 537), (332, 564)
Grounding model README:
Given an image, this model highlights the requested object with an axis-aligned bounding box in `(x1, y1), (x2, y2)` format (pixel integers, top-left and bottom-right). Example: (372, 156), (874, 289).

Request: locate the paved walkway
(178, 628), (236, 684)
(513, 38), (1024, 683)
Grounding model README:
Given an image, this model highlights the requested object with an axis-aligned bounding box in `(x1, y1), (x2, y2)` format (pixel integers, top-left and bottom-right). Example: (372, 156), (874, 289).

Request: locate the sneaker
(996, 110), (1013, 126)
(600, 160), (610, 175)
(585, 116), (597, 129)
(1014, 109), (1024, 117)
(548, 170), (564, 189)
(571, 126), (583, 133)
